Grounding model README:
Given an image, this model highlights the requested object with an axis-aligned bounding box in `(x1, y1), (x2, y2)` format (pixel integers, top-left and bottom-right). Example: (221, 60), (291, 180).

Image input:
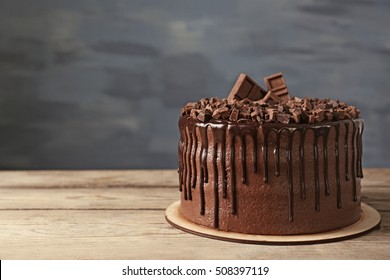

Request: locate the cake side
(178, 116), (364, 235)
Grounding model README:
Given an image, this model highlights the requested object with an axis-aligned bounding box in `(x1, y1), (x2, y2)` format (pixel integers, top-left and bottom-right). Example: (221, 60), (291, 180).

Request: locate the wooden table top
(0, 169), (389, 259)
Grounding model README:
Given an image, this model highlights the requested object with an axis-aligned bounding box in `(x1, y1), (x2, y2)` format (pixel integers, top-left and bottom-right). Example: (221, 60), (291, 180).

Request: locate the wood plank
(0, 209), (389, 260)
(0, 187), (177, 210)
(0, 170), (178, 189)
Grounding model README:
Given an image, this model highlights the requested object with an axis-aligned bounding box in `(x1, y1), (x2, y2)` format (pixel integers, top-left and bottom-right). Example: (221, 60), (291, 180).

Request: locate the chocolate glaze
(178, 116), (364, 234)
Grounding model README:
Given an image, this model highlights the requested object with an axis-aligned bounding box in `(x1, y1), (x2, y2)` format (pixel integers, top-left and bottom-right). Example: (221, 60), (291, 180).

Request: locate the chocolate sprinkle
(181, 96), (360, 124)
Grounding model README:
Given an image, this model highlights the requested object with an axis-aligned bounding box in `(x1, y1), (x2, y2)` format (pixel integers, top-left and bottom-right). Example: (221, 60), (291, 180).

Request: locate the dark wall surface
(1, 0), (389, 169)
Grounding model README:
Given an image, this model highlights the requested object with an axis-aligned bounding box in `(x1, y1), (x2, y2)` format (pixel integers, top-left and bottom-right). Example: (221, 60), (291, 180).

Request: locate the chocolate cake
(178, 73), (364, 235)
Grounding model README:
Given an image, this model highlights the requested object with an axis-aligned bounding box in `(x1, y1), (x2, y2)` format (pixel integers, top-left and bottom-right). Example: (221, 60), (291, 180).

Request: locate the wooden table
(0, 169), (389, 259)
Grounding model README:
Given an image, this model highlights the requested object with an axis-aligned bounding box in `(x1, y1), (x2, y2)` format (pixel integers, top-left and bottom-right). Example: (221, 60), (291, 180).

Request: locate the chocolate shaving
(181, 95), (360, 124)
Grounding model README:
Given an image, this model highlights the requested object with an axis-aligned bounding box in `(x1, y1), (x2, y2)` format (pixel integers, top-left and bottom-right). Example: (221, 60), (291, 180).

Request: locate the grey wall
(0, 0), (389, 169)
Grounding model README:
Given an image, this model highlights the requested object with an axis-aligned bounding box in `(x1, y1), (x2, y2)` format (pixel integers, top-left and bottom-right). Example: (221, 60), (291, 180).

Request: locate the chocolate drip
(199, 127), (209, 184)
(323, 130), (330, 196)
(183, 130), (189, 200)
(178, 130), (185, 195)
(230, 135), (237, 214)
(335, 123), (342, 208)
(240, 135), (247, 184)
(356, 121), (364, 178)
(253, 132), (258, 173)
(274, 132), (281, 176)
(191, 132), (198, 189)
(313, 125), (332, 210)
(344, 122), (350, 181)
(351, 122), (357, 201)
(198, 126), (208, 215)
(179, 117), (363, 227)
(299, 130), (307, 200)
(199, 168), (205, 215)
(313, 129), (320, 211)
(178, 146), (183, 192)
(212, 128), (227, 198)
(185, 130), (192, 200)
(286, 129), (294, 222)
(228, 125), (257, 214)
(178, 126), (184, 192)
(263, 131), (269, 183)
(211, 124), (228, 228)
(213, 143), (219, 228)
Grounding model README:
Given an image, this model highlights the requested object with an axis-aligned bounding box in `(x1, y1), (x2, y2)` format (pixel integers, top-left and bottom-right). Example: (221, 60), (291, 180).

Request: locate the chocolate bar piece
(227, 73), (267, 103)
(261, 90), (283, 103)
(264, 72), (290, 102)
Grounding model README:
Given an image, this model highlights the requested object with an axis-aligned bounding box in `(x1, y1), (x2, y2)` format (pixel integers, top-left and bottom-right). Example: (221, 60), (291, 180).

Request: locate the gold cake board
(165, 201), (381, 245)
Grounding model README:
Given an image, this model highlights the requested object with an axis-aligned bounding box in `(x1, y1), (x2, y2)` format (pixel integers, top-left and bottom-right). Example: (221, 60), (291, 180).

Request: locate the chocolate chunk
(253, 99), (267, 106)
(303, 98), (312, 111)
(276, 113), (290, 124)
(218, 107), (230, 119)
(335, 109), (346, 119)
(181, 102), (197, 115)
(292, 111), (301, 123)
(200, 98), (209, 108)
(325, 112), (333, 121)
(348, 107), (359, 118)
(314, 109), (325, 122)
(264, 72), (290, 101)
(308, 114), (315, 124)
(180, 96), (360, 124)
(277, 105), (285, 113)
(239, 110), (251, 119)
(266, 108), (277, 121)
(197, 111), (206, 122)
(317, 103), (327, 110)
(197, 109), (211, 122)
(210, 97), (218, 104)
(190, 110), (198, 119)
(212, 110), (221, 119)
(229, 108), (239, 121)
(227, 73), (267, 103)
(293, 96), (302, 102)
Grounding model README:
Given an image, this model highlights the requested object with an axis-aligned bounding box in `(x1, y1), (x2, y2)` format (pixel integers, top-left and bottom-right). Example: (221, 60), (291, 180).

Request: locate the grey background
(0, 0), (389, 170)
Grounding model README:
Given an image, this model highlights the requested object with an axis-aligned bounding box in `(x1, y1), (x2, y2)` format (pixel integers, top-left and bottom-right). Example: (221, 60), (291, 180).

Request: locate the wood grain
(0, 169), (389, 259)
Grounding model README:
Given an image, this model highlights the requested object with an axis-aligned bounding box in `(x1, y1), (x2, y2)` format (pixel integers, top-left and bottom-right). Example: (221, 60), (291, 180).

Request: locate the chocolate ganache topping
(178, 73), (364, 233)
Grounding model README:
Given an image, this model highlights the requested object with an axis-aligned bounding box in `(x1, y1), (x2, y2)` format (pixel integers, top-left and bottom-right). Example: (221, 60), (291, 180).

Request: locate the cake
(177, 72), (364, 235)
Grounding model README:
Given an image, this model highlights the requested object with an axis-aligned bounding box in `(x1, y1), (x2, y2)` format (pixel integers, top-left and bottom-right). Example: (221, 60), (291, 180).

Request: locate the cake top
(180, 72), (360, 124)
(181, 97), (360, 124)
